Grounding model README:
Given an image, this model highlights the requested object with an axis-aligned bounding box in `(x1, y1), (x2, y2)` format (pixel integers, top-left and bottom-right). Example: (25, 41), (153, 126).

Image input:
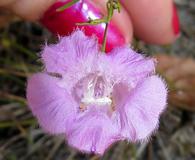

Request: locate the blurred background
(0, 0), (195, 160)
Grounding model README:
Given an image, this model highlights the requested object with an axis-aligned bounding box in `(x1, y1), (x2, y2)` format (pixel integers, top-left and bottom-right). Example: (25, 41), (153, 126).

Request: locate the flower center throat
(72, 73), (113, 109)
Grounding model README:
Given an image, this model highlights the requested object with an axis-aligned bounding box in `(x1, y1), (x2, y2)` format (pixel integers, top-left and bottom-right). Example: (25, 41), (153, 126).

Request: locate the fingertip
(121, 0), (180, 45)
(172, 3), (180, 37)
(41, 0), (133, 52)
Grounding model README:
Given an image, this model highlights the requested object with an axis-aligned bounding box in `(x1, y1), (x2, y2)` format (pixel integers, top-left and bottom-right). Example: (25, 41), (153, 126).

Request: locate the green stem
(78, 0), (120, 52)
(76, 18), (106, 26)
(56, 0), (80, 12)
(101, 22), (109, 52)
(101, 0), (116, 52)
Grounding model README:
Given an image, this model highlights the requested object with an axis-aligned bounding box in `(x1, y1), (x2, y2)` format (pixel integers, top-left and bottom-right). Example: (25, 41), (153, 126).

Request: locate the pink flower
(27, 30), (167, 155)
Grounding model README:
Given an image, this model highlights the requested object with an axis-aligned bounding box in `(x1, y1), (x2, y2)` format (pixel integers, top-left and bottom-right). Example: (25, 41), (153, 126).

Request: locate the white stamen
(81, 96), (112, 106)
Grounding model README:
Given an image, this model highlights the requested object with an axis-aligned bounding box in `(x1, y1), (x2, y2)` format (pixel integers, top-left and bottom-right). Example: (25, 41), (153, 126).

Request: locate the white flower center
(72, 73), (113, 108)
(81, 95), (112, 106)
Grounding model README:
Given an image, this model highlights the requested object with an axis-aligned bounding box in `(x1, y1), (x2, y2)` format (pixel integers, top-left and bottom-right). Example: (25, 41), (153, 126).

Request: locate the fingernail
(172, 4), (180, 36)
(40, 0), (125, 52)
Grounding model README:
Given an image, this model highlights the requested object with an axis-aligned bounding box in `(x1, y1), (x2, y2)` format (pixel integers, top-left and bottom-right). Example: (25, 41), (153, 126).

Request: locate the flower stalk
(56, 0), (121, 52)
(77, 0), (121, 52)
